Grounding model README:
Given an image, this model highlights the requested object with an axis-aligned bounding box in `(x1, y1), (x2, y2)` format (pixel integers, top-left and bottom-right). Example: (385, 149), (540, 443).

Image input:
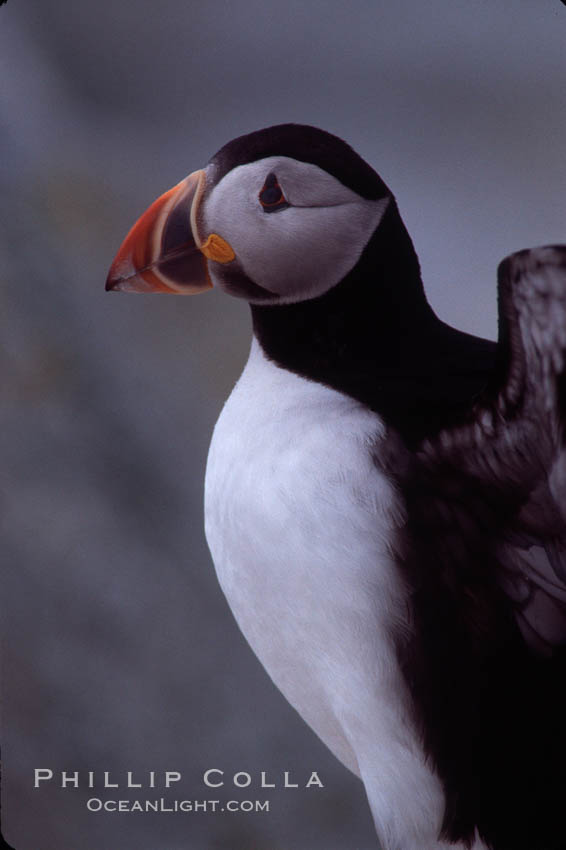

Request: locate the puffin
(106, 124), (566, 850)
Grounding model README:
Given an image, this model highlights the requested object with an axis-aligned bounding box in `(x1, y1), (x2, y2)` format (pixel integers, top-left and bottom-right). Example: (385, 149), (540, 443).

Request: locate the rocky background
(2, 1), (565, 848)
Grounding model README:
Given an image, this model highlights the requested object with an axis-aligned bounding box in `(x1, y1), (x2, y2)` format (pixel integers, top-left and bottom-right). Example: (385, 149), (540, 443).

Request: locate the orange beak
(106, 169), (233, 295)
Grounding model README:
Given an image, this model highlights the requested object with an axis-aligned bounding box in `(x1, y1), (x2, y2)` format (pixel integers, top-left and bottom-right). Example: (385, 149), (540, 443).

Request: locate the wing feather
(417, 245), (566, 651)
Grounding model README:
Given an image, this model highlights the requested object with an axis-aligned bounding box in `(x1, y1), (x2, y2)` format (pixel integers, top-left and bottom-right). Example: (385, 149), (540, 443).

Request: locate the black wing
(392, 246), (566, 849)
(421, 245), (566, 652)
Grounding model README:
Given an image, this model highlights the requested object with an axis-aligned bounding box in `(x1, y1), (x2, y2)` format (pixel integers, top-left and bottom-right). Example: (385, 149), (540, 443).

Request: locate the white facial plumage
(201, 156), (390, 304)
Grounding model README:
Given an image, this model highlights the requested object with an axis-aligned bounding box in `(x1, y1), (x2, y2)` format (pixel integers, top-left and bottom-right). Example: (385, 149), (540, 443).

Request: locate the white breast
(204, 339), (484, 850)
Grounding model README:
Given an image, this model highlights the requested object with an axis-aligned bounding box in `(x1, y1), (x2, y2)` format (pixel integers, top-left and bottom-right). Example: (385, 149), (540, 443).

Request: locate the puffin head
(106, 124), (404, 306)
(107, 125), (470, 446)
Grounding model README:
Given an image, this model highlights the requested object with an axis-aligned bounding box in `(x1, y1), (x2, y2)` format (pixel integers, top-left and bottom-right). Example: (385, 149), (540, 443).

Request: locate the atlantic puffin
(106, 124), (566, 850)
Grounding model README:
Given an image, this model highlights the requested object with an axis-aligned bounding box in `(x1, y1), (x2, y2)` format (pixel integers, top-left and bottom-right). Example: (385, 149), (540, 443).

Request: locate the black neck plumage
(251, 201), (496, 448)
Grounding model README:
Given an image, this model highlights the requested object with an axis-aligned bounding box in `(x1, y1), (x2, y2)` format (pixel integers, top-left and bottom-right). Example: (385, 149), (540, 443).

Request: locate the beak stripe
(161, 192), (196, 257)
(190, 170), (207, 248)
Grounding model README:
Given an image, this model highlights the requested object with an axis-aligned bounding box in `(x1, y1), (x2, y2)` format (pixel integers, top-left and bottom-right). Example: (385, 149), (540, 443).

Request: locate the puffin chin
(207, 260), (285, 304)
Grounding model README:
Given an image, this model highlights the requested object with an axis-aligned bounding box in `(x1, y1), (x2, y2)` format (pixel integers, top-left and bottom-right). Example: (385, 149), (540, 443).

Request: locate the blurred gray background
(1, 1), (565, 848)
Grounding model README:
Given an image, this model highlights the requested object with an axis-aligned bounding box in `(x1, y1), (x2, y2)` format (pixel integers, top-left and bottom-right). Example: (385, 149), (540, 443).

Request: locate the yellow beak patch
(200, 232), (236, 264)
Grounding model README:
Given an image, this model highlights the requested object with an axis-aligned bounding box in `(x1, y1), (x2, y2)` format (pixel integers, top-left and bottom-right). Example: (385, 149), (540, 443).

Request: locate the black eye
(259, 172), (289, 213)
